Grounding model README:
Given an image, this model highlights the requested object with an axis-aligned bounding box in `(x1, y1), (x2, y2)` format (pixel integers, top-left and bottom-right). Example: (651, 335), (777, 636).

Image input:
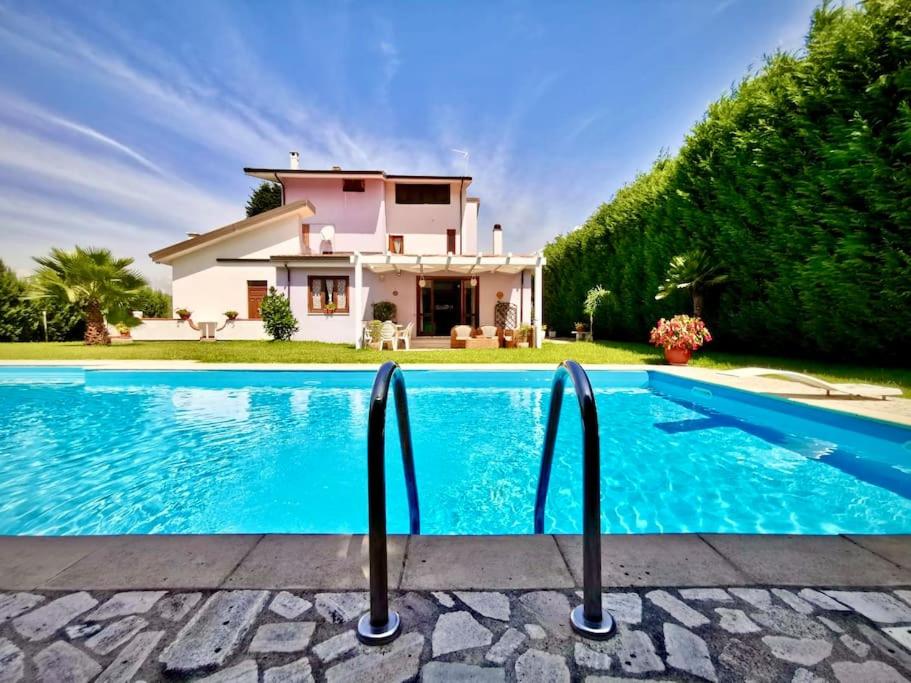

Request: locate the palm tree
(654, 249), (727, 318)
(28, 247), (146, 345)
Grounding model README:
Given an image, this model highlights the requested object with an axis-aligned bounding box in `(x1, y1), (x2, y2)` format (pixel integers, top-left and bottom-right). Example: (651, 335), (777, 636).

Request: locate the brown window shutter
(447, 229), (457, 254)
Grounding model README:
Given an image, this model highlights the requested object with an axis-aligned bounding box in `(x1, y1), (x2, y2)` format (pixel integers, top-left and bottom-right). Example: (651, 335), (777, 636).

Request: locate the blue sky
(0, 0), (819, 287)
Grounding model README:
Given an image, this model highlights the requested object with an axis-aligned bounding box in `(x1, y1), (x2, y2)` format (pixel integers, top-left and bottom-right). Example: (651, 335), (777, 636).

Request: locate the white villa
(141, 154), (545, 348)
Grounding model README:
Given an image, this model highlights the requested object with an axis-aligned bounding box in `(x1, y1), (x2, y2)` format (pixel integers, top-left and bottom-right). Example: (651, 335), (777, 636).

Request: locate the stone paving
(3, 587), (911, 681)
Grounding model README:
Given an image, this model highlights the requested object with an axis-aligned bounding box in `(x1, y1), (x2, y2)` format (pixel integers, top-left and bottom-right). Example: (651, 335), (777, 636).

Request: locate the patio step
(409, 337), (452, 349)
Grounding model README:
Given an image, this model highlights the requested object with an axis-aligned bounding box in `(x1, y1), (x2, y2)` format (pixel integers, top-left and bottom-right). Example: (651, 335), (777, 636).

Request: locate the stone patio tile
(44, 535), (261, 590)
(700, 534), (911, 585)
(403, 535), (573, 589)
(422, 661), (505, 682)
(324, 632), (423, 683)
(12, 591), (98, 641)
(0, 536), (113, 590)
(96, 629), (164, 683)
(431, 611), (493, 656)
(33, 640), (101, 683)
(159, 590), (269, 675)
(84, 591), (166, 621)
(248, 621), (315, 653)
(224, 535), (407, 590)
(845, 535), (911, 570)
(0, 637), (24, 683)
(556, 534), (747, 587)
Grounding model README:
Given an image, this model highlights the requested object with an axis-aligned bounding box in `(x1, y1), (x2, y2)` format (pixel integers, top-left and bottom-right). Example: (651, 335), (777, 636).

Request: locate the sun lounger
(721, 367), (902, 400)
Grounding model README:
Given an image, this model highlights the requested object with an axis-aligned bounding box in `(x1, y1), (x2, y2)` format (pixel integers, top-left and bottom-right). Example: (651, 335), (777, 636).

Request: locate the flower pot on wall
(664, 347), (692, 365)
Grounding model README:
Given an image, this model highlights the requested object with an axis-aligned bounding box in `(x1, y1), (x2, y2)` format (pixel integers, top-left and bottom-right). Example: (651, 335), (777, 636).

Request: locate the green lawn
(1, 339), (908, 395)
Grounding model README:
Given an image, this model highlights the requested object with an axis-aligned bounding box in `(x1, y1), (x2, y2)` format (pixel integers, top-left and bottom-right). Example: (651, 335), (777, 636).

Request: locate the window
(343, 178), (365, 192)
(394, 183), (450, 204)
(308, 276), (350, 314)
(247, 280), (268, 319)
(388, 235), (404, 254)
(447, 229), (457, 254)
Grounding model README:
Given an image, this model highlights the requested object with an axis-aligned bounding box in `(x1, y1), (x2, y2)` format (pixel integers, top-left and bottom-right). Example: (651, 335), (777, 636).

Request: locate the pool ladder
(356, 361), (420, 645)
(360, 359), (615, 645)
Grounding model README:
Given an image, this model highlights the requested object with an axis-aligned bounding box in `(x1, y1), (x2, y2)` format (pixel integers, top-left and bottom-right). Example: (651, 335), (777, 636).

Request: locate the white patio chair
(380, 320), (398, 351)
(396, 322), (414, 350)
(479, 325), (498, 339)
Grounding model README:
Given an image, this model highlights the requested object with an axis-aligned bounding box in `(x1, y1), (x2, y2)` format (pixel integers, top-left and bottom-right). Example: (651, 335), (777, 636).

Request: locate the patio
(1, 534), (911, 681)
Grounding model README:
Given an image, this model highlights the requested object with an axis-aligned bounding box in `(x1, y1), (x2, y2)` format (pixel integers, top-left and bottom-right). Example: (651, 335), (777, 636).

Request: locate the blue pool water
(1, 366), (910, 536)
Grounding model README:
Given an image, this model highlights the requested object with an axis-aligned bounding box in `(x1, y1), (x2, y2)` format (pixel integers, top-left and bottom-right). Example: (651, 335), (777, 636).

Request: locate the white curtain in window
(336, 279), (347, 309)
(311, 279), (322, 309)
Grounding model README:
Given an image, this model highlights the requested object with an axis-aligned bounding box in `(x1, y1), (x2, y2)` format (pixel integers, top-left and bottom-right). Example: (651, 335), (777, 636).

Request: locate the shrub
(372, 300), (396, 322)
(543, 0), (911, 362)
(260, 287), (299, 341)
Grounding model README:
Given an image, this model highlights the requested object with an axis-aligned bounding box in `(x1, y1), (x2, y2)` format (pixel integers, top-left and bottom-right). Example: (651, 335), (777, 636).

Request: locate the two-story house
(144, 154), (545, 347)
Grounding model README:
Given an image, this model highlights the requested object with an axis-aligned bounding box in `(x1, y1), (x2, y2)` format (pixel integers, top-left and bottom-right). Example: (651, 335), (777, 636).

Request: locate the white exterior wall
(477, 272), (525, 326)
(384, 181), (468, 255)
(170, 214), (300, 321)
(462, 200), (479, 255)
(286, 268), (356, 343)
(283, 178), (386, 254)
(118, 319), (269, 341)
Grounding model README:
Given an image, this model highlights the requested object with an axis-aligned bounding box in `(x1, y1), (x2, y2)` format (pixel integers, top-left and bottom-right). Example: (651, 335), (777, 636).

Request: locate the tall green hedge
(543, 0), (911, 362)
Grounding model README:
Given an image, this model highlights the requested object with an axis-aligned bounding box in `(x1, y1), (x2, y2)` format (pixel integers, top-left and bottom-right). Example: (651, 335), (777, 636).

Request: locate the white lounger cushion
(721, 367), (902, 400)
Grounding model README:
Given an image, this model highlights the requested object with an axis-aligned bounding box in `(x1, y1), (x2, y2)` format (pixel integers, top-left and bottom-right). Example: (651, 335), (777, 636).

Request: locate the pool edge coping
(3, 359), (908, 426)
(2, 532), (910, 592)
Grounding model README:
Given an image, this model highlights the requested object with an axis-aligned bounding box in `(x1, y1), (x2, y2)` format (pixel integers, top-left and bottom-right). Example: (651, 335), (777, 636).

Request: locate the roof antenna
(451, 149), (469, 176)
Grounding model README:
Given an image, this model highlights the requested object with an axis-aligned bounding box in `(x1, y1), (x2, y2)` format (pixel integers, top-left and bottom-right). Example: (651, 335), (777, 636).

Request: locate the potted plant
(516, 324), (533, 349)
(175, 308), (191, 321)
(367, 320), (383, 350)
(115, 322), (131, 338)
(224, 310), (239, 321)
(574, 322), (587, 333)
(324, 301), (338, 315)
(649, 314), (712, 365)
(372, 300), (396, 322)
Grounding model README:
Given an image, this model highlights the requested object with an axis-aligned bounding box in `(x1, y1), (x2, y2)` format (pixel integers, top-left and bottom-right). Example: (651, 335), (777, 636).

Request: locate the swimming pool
(1, 365), (909, 536)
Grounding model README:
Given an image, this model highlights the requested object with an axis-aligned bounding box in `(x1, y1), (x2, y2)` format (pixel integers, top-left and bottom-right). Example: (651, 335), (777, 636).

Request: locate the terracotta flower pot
(664, 347), (692, 365)
(177, 313), (191, 321)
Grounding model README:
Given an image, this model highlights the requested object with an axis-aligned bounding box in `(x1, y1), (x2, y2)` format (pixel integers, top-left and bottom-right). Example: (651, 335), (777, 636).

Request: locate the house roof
(244, 167), (472, 185)
(149, 199), (316, 264)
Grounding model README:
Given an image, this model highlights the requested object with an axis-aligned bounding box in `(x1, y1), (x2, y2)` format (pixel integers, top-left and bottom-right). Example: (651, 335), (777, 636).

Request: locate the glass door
(417, 277), (479, 335)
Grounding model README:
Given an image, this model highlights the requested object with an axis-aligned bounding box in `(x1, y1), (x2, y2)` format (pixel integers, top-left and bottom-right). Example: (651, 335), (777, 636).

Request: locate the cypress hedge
(543, 0), (911, 362)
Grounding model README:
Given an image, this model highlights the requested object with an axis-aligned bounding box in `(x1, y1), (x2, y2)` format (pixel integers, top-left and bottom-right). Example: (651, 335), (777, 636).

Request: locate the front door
(417, 277), (479, 335)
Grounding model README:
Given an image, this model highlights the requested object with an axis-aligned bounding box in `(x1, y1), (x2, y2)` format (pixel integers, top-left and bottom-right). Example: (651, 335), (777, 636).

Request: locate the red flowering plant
(649, 315), (712, 351)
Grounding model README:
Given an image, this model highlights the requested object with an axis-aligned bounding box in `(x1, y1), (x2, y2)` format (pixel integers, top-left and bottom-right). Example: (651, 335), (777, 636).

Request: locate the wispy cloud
(0, 91), (164, 175)
(0, 1), (609, 274)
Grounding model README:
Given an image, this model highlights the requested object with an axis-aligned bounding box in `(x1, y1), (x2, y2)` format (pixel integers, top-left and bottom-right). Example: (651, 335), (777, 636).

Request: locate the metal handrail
(534, 360), (615, 639)
(357, 361), (421, 646)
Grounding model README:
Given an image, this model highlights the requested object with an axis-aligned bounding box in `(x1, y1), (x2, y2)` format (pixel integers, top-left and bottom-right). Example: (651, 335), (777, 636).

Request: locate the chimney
(492, 224), (503, 255)
(289, 151), (300, 170)
(331, 165), (342, 171)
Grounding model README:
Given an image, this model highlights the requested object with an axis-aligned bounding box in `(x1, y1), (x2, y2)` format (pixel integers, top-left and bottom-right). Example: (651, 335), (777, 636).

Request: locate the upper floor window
(388, 235), (404, 254)
(395, 183), (450, 205)
(343, 178), (365, 192)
